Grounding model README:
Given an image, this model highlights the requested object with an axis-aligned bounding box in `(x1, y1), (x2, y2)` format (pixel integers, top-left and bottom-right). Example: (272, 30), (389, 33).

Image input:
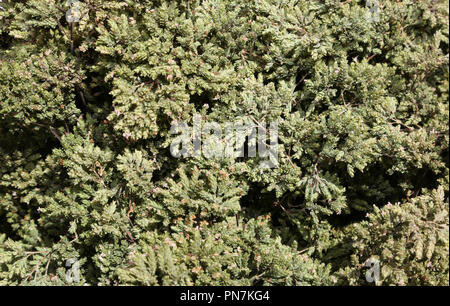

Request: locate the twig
(367, 54), (377, 62)
(49, 126), (62, 142)
(295, 73), (309, 88)
(70, 22), (74, 55)
(30, 122), (62, 142)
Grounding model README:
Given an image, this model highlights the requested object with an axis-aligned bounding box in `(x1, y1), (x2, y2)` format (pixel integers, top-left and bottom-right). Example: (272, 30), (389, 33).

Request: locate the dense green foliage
(0, 0), (448, 285)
